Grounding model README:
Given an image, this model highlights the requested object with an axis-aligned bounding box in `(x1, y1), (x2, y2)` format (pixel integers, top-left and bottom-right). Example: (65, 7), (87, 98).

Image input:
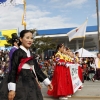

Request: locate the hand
(8, 90), (15, 100)
(47, 84), (53, 91)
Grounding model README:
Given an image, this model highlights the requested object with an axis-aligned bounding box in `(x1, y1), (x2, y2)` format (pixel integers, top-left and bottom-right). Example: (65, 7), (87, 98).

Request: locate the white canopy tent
(75, 48), (97, 57)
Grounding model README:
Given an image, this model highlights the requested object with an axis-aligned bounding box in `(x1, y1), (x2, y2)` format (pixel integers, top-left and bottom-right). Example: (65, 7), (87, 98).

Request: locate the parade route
(42, 81), (100, 100)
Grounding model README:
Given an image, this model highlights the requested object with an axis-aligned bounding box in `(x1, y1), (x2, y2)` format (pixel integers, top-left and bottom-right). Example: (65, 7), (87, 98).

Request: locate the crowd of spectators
(36, 54), (97, 82)
(0, 49), (97, 82)
(0, 50), (10, 81)
(36, 55), (55, 80)
(81, 57), (96, 82)
(0, 50), (55, 82)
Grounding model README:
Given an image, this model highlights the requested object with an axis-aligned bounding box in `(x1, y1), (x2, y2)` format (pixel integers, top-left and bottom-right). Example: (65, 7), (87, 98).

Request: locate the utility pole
(96, 0), (100, 52)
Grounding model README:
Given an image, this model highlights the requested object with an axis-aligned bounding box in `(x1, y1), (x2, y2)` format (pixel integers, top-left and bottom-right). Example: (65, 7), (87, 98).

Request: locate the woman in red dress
(47, 44), (68, 100)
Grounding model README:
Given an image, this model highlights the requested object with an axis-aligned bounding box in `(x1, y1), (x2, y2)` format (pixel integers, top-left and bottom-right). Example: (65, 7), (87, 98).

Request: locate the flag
(67, 19), (88, 41)
(10, 0), (24, 5)
(0, 0), (6, 3)
(0, 0), (24, 4)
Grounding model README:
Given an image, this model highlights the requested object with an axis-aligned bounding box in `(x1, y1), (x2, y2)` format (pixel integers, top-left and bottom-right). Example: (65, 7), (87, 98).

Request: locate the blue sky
(0, 0), (100, 30)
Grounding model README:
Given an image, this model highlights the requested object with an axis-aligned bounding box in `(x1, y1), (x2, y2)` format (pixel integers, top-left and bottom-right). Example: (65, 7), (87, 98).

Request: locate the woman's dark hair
(55, 43), (64, 53)
(12, 38), (19, 46)
(20, 30), (33, 38)
(9, 33), (19, 46)
(75, 52), (79, 55)
(65, 47), (69, 51)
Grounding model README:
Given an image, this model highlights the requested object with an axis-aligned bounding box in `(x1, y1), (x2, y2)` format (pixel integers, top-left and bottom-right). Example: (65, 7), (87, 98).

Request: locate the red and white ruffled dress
(47, 51), (68, 97)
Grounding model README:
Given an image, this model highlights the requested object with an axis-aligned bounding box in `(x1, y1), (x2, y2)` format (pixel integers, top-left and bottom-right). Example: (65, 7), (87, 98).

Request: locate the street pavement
(42, 81), (100, 100)
(0, 80), (100, 100)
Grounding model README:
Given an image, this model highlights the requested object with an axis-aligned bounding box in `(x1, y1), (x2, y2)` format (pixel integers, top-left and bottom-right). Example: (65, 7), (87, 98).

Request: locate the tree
(30, 29), (38, 37)
(30, 29), (37, 34)
(31, 36), (57, 54)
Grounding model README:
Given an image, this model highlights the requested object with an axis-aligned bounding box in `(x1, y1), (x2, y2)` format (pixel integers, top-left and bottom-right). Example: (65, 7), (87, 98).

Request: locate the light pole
(96, 0), (100, 52)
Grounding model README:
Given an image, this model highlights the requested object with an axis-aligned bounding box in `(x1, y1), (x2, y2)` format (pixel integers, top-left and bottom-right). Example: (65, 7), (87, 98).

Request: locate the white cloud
(27, 5), (38, 10)
(0, 6), (23, 30)
(65, 0), (88, 8)
(50, 0), (61, 2)
(0, 4), (79, 31)
(27, 16), (78, 30)
(49, 0), (88, 8)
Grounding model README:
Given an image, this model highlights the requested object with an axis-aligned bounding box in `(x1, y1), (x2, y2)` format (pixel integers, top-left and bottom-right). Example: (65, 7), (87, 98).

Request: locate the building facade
(35, 26), (98, 52)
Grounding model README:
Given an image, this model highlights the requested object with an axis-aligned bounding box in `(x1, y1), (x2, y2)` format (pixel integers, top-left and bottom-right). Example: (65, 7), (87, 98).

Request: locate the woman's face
(63, 48), (66, 54)
(52, 56), (54, 59)
(71, 52), (74, 58)
(59, 46), (64, 53)
(65, 50), (68, 54)
(20, 32), (33, 49)
(90, 58), (93, 61)
(66, 50), (70, 55)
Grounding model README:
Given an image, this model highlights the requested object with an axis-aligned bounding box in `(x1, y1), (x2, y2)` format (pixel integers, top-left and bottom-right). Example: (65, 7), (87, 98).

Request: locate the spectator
(95, 53), (100, 80)
(88, 58), (96, 82)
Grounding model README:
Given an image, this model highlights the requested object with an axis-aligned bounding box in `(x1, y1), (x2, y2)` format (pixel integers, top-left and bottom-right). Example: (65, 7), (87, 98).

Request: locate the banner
(68, 64), (82, 93)
(0, 29), (18, 46)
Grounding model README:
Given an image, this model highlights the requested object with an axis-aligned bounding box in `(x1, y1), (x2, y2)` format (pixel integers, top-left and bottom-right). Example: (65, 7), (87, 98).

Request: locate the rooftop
(37, 25), (97, 35)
